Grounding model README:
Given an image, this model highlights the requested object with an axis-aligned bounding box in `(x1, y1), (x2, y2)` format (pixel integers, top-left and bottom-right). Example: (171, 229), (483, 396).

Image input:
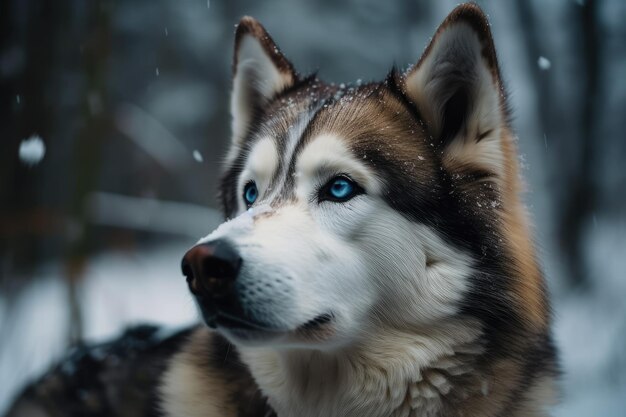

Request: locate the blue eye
(243, 182), (258, 206)
(321, 176), (362, 202)
(330, 178), (353, 199)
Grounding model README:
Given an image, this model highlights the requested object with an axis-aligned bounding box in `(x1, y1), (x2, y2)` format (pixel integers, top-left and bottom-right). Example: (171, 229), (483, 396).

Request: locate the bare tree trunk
(514, 0), (554, 142)
(65, 0), (113, 343)
(557, 0), (602, 289)
(0, 0), (61, 276)
(516, 0), (602, 289)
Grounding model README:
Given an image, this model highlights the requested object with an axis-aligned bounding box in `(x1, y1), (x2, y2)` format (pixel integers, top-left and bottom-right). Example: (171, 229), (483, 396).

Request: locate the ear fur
(404, 3), (508, 177)
(230, 17), (296, 152)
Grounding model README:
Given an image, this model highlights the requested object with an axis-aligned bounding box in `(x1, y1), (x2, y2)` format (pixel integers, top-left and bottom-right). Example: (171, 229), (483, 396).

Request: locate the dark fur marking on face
(278, 100), (333, 199)
(430, 169), (528, 358)
(220, 146), (250, 219)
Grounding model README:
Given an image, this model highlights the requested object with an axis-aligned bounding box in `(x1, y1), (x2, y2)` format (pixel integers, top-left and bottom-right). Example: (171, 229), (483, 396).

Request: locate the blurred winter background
(1, 0), (625, 415)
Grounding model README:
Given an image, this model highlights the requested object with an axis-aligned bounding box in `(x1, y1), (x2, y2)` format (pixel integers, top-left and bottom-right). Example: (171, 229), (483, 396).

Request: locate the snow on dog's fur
(162, 4), (558, 417)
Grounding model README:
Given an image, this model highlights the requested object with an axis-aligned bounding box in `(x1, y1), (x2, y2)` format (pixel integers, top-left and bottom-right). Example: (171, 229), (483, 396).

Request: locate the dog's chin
(205, 312), (337, 348)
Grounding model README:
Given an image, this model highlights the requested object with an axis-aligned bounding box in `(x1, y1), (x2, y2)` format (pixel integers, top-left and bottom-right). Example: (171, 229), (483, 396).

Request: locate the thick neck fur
(239, 319), (498, 417)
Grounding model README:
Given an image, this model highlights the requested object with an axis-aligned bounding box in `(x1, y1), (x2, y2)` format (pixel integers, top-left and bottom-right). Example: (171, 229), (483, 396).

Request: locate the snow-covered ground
(1, 232), (625, 416)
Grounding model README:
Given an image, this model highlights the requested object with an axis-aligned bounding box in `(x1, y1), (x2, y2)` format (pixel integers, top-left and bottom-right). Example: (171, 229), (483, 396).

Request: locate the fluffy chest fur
(239, 321), (490, 417)
(160, 323), (556, 417)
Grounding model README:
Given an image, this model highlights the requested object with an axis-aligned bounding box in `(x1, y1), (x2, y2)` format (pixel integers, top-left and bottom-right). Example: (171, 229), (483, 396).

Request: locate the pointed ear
(404, 4), (507, 176)
(230, 17), (296, 148)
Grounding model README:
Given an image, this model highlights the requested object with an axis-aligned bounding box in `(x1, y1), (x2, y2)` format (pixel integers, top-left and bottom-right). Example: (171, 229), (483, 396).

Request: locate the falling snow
(18, 135), (46, 166)
(155, 67), (160, 76)
(538, 56), (551, 70)
(193, 150), (203, 162)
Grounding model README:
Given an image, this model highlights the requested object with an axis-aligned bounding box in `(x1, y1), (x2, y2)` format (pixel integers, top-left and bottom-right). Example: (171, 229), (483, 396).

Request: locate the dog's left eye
(319, 175), (363, 203)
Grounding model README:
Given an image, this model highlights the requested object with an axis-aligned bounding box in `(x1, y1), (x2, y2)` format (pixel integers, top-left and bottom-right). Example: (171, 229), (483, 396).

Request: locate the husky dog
(162, 3), (558, 417)
(5, 4), (557, 417)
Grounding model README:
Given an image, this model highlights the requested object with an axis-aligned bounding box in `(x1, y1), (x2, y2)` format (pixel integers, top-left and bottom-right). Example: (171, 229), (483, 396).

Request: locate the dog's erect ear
(404, 4), (507, 176)
(230, 17), (296, 149)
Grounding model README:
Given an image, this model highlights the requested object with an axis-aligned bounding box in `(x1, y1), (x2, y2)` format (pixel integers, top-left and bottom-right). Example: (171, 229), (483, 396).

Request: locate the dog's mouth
(206, 311), (336, 343)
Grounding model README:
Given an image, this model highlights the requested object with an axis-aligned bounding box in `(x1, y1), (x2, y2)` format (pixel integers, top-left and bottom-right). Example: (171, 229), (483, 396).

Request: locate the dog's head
(182, 4), (546, 349)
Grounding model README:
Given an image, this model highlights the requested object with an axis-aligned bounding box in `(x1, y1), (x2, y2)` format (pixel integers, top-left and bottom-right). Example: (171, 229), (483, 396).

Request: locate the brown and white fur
(160, 4), (558, 417)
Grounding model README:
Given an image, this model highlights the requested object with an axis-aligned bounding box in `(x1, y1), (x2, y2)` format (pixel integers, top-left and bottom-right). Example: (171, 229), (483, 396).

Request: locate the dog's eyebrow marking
(295, 134), (382, 196)
(264, 108), (317, 202)
(280, 100), (347, 196)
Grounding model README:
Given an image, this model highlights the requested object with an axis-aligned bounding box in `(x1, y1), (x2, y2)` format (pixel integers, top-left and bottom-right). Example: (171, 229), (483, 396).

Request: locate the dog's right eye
(243, 181), (258, 207)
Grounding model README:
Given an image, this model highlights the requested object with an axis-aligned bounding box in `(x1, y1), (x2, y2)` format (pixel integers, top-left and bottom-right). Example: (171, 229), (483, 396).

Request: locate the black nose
(181, 240), (242, 298)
